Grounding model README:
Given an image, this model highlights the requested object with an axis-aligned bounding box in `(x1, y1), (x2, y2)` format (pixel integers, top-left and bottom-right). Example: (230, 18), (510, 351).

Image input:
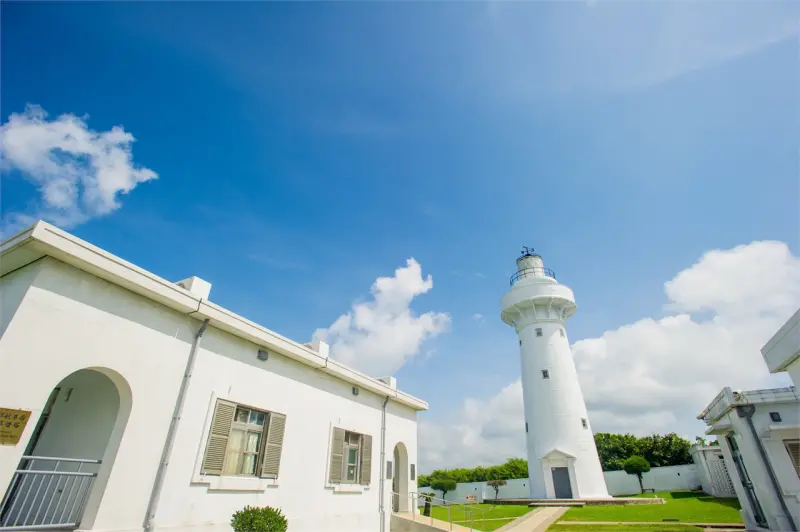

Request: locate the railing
(394, 491), (488, 531)
(0, 456), (101, 531)
(510, 267), (556, 286)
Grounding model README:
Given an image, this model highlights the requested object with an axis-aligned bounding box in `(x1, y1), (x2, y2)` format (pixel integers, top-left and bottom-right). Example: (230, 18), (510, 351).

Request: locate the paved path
(496, 507), (569, 532)
(555, 521), (745, 528)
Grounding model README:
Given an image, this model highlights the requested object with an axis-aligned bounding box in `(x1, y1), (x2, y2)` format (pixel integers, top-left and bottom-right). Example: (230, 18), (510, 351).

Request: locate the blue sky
(2, 1), (799, 470)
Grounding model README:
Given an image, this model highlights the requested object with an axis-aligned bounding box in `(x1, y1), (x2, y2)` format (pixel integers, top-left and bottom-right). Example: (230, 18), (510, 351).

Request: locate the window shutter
(786, 440), (800, 475)
(201, 399), (236, 475)
(359, 434), (372, 485)
(260, 412), (286, 479)
(410, 464), (416, 481)
(386, 460), (393, 479)
(328, 427), (345, 484)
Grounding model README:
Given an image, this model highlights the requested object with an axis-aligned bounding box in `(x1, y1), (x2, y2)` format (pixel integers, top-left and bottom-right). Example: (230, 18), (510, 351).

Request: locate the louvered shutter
(328, 427), (345, 484)
(410, 464), (416, 481)
(386, 460), (393, 479)
(359, 434), (372, 485)
(260, 412), (286, 479)
(201, 399), (236, 475)
(786, 440), (800, 476)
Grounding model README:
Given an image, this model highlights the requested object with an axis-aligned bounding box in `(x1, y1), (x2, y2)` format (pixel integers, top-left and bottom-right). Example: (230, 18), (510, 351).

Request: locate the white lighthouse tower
(501, 247), (609, 500)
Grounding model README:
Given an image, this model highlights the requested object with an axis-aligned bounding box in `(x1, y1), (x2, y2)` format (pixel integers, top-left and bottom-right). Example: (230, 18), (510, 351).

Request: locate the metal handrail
(510, 267), (556, 285)
(0, 456), (101, 531)
(400, 491), (488, 531)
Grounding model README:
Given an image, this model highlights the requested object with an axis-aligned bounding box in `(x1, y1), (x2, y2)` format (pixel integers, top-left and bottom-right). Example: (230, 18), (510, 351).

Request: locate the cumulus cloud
(313, 258), (450, 377)
(0, 104), (157, 232)
(419, 241), (800, 471)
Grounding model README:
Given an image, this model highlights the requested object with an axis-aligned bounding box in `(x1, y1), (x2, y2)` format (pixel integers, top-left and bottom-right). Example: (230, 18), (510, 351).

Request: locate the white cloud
(472, 313), (485, 322)
(0, 104), (157, 232)
(313, 258), (450, 377)
(419, 241), (800, 471)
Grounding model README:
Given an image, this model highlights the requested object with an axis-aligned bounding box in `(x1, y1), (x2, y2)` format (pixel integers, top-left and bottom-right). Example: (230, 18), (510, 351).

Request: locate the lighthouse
(500, 247), (609, 499)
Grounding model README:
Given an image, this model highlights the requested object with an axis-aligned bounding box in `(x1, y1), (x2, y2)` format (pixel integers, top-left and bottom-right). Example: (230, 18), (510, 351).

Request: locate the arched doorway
(0, 368), (131, 530)
(392, 442), (409, 512)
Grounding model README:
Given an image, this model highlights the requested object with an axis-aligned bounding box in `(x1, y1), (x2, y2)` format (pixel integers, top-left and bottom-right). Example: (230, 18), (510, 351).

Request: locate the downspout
(379, 395), (390, 532)
(736, 405), (798, 531)
(143, 318), (210, 532)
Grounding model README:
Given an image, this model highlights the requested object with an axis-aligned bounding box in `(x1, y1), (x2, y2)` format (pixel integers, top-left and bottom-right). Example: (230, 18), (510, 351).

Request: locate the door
(552, 467), (573, 499)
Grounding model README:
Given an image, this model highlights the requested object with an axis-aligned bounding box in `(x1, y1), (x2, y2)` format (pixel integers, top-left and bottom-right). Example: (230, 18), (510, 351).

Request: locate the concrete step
(527, 501), (585, 507)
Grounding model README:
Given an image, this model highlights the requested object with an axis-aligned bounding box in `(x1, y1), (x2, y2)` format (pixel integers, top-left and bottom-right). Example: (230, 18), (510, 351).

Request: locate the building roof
(761, 306), (800, 373)
(697, 385), (799, 426)
(1, 221), (428, 411)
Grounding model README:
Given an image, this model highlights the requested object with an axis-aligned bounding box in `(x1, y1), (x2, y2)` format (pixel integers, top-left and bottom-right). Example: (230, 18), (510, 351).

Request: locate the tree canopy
(417, 432), (693, 487)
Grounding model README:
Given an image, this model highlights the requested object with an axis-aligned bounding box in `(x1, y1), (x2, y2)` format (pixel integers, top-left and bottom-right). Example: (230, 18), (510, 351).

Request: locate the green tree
(487, 479), (507, 499)
(430, 478), (457, 501)
(418, 474), (430, 488)
(623, 456), (651, 493)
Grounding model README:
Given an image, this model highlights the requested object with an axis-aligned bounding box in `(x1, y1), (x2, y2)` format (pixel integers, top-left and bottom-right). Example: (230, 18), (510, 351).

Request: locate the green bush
(231, 505), (288, 532)
(623, 455), (651, 493)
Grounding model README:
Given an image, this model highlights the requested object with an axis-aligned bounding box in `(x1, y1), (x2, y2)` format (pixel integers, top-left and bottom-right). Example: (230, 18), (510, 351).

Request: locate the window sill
(191, 474), (278, 492)
(329, 483), (368, 493)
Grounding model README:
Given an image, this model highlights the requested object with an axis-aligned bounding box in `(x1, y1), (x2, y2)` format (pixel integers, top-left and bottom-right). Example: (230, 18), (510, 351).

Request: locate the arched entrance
(0, 368), (131, 530)
(392, 442), (409, 512)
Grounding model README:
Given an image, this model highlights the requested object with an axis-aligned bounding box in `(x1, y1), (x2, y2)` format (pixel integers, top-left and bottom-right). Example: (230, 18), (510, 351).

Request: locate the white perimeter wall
(0, 258), (419, 532)
(420, 463), (701, 503)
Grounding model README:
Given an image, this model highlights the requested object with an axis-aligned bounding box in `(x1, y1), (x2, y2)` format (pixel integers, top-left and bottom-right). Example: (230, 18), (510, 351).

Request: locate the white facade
(500, 250), (609, 499)
(698, 308), (800, 532)
(0, 221), (425, 532)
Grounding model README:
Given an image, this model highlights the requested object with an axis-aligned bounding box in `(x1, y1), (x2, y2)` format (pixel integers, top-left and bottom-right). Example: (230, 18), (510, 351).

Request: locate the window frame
(784, 439), (800, 477)
(343, 431), (362, 483)
(581, 418), (588, 429)
(225, 406), (270, 477)
(535, 328), (543, 337)
(542, 369), (550, 379)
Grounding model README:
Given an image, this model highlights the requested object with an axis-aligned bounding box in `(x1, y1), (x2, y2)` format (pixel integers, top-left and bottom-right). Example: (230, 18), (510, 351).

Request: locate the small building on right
(698, 308), (800, 532)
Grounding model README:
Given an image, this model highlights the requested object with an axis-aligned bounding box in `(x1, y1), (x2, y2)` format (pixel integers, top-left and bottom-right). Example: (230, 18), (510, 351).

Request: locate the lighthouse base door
(552, 467), (573, 499)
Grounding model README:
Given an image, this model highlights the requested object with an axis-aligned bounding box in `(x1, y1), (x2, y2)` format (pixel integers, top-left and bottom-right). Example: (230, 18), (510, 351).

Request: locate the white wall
(603, 464), (699, 496)
(712, 401), (800, 532)
(0, 258), (420, 532)
(420, 463), (701, 502)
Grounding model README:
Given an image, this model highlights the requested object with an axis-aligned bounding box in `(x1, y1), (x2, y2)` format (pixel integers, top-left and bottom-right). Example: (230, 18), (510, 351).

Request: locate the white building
(500, 248), (609, 499)
(690, 445), (737, 498)
(698, 308), (800, 532)
(0, 221), (424, 532)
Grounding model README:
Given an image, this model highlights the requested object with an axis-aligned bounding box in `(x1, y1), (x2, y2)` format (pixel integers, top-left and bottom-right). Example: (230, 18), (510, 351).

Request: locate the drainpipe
(379, 395), (390, 532)
(736, 405), (798, 532)
(143, 318), (210, 532)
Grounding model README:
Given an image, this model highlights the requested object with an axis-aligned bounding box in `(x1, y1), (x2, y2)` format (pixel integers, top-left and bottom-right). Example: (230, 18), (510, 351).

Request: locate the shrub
(623, 455), (651, 493)
(231, 505), (288, 532)
(487, 479), (507, 499)
(430, 478), (457, 501)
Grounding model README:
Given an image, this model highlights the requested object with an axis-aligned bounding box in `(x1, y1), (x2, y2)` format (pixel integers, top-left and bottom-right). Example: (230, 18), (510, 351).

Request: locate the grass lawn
(559, 491), (742, 524)
(427, 503), (534, 529)
(552, 525), (703, 532)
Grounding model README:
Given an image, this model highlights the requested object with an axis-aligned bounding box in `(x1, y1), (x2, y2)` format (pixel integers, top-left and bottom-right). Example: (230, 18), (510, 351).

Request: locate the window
(785, 440), (800, 477)
(541, 369), (550, 379)
(769, 412), (782, 422)
(410, 464), (416, 481)
(201, 399), (287, 479)
(559, 329), (565, 337)
(535, 328), (543, 337)
(581, 418), (588, 429)
(525, 422), (528, 433)
(328, 427), (373, 485)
